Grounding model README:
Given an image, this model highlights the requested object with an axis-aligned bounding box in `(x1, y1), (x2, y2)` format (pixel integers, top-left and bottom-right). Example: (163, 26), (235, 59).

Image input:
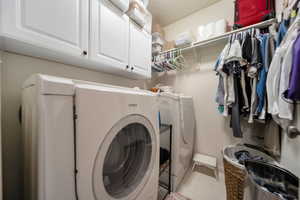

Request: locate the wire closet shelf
(163, 19), (276, 54)
(152, 19), (277, 72)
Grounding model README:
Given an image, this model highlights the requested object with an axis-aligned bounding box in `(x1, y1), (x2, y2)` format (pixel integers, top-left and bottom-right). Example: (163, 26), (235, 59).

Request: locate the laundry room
(0, 0), (300, 200)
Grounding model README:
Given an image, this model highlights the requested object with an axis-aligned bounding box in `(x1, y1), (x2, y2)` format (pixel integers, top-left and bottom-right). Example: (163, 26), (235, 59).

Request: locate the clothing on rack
(267, 13), (300, 129)
(216, 7), (300, 139)
(152, 50), (186, 72)
(215, 27), (277, 138)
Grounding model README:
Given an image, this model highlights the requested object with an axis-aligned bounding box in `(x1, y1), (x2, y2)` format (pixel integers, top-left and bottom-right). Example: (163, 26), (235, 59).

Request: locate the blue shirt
(276, 21), (288, 47)
(256, 34), (269, 114)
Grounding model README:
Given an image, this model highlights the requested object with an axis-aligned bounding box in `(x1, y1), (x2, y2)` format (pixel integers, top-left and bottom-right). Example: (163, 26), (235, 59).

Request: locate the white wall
(163, 0), (234, 42)
(163, 0), (281, 41)
(0, 52), (146, 200)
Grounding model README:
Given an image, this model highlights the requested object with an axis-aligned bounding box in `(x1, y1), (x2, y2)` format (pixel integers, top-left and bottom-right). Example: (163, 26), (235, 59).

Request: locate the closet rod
(159, 18), (277, 55)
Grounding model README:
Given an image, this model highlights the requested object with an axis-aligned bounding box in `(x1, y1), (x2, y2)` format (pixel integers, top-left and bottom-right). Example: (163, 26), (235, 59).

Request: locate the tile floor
(176, 167), (227, 200)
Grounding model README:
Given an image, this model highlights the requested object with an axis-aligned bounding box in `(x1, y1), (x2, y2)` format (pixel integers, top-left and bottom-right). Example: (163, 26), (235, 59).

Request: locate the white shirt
(278, 33), (297, 120)
(267, 17), (300, 125)
(216, 44), (231, 117)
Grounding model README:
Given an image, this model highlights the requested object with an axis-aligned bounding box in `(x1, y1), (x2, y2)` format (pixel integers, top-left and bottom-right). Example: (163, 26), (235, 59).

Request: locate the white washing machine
(22, 74), (159, 200)
(158, 92), (195, 192)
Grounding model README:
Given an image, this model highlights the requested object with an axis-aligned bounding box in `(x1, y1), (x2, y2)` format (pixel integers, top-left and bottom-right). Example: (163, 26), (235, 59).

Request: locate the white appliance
(22, 74), (159, 200)
(158, 92), (195, 191)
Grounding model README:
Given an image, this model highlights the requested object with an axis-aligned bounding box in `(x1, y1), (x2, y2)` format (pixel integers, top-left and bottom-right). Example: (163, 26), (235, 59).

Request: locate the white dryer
(22, 74), (159, 200)
(158, 92), (195, 192)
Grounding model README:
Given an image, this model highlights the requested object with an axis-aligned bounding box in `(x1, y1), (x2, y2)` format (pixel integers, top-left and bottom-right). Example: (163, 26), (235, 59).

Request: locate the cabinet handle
(82, 51), (88, 56)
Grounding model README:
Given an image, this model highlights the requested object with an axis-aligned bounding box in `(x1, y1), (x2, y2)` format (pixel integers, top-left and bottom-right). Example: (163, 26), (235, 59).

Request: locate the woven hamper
(223, 145), (276, 200)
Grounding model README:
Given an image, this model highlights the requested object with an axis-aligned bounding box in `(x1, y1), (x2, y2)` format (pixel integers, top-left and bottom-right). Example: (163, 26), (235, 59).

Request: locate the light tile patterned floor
(177, 167), (226, 200)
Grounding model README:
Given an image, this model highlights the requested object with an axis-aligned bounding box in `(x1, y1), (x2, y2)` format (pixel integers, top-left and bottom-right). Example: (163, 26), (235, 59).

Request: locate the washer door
(93, 115), (156, 200)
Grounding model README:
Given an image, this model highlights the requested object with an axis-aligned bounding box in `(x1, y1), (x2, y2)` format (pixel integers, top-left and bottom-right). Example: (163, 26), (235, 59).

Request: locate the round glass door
(93, 115), (156, 200)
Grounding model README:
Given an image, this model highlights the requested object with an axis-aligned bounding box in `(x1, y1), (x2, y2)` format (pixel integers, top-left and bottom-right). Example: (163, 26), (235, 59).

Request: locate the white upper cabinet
(0, 0), (152, 79)
(129, 22), (152, 78)
(1, 0), (89, 57)
(90, 0), (129, 70)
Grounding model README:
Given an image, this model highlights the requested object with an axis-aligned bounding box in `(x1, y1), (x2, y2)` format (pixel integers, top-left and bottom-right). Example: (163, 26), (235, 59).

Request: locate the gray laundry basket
(223, 145), (277, 200)
(244, 160), (299, 200)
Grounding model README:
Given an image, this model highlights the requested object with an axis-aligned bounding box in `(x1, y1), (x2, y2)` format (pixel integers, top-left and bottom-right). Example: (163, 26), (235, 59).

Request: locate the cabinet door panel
(1, 0), (89, 56)
(90, 0), (129, 68)
(22, 0), (79, 45)
(129, 22), (151, 77)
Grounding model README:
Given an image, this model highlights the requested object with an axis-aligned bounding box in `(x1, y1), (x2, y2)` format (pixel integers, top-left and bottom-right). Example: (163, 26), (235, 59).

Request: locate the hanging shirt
(265, 35), (276, 72)
(267, 17), (300, 126)
(225, 39), (244, 64)
(239, 33), (252, 113)
(285, 33), (300, 101)
(224, 40), (244, 107)
(256, 34), (269, 116)
(231, 70), (243, 138)
(267, 48), (283, 116)
(276, 20), (288, 47)
(215, 43), (231, 116)
(250, 37), (262, 68)
(248, 77), (258, 123)
(248, 37), (261, 123)
(215, 75), (225, 106)
(240, 70), (249, 112)
(278, 32), (298, 120)
(242, 33), (253, 63)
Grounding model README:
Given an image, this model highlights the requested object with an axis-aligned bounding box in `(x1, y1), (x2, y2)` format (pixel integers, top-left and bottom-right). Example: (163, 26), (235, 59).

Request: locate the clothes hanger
(168, 51), (177, 70)
(165, 51), (176, 70)
(174, 49), (186, 70)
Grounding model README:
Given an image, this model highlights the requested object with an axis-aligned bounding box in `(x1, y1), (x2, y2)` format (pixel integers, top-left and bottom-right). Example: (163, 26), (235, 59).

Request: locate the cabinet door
(90, 0), (129, 70)
(1, 0), (89, 57)
(129, 22), (152, 78)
